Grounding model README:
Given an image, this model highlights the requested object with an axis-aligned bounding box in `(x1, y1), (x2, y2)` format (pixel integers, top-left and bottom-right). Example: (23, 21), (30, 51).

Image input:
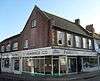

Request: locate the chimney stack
(75, 19), (80, 25)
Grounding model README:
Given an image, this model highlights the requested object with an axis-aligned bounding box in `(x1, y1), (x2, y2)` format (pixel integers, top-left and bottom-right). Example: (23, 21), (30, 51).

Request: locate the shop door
(77, 56), (82, 73)
(13, 58), (21, 74)
(53, 59), (59, 74)
(68, 57), (77, 73)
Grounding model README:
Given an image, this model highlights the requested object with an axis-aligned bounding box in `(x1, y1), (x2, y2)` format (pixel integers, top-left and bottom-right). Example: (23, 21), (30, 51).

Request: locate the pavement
(0, 71), (99, 81)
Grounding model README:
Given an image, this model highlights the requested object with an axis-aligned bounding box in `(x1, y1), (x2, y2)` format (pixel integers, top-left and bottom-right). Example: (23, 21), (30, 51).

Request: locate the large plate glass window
(14, 59), (20, 71)
(4, 58), (9, 68)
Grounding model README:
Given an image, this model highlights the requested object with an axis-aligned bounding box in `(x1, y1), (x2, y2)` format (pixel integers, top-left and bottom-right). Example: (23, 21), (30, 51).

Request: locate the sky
(0, 0), (100, 41)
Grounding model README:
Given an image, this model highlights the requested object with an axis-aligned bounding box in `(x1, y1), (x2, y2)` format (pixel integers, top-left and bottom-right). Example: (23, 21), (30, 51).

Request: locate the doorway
(68, 57), (77, 73)
(53, 59), (59, 74)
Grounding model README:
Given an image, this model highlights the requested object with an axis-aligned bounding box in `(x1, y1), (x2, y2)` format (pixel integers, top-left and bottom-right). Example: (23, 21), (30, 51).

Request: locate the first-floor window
(75, 36), (81, 48)
(6, 44), (11, 51)
(57, 31), (65, 45)
(24, 40), (28, 48)
(1, 45), (5, 52)
(89, 39), (92, 49)
(83, 38), (87, 48)
(67, 33), (73, 47)
(13, 42), (18, 50)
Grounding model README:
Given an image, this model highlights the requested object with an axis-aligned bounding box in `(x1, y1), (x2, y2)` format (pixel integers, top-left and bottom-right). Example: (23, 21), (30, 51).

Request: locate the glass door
(13, 58), (21, 74)
(68, 57), (77, 73)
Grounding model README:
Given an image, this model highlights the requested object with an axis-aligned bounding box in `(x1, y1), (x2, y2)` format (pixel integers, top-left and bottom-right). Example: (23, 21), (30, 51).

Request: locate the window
(75, 36), (81, 47)
(67, 33), (73, 46)
(32, 19), (36, 27)
(24, 40), (28, 48)
(6, 44), (11, 51)
(14, 59), (20, 71)
(13, 42), (18, 50)
(57, 31), (65, 45)
(4, 58), (9, 68)
(83, 38), (87, 48)
(89, 39), (92, 49)
(98, 44), (100, 49)
(1, 45), (5, 52)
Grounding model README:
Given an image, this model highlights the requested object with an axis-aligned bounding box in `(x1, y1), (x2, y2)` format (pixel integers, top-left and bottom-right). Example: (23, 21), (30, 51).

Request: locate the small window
(67, 33), (73, 46)
(13, 42), (18, 50)
(24, 40), (28, 48)
(75, 36), (81, 48)
(1, 46), (5, 52)
(89, 39), (92, 49)
(83, 38), (87, 48)
(57, 31), (65, 45)
(6, 44), (11, 51)
(32, 20), (36, 27)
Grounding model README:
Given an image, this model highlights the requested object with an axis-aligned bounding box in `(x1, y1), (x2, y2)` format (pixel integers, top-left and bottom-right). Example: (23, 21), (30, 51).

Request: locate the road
(71, 75), (100, 81)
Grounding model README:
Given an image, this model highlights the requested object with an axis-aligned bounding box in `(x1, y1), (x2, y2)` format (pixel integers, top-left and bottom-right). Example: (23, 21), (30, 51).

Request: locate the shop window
(83, 38), (87, 48)
(60, 56), (67, 74)
(32, 19), (36, 28)
(75, 36), (81, 48)
(24, 40), (28, 48)
(1, 45), (5, 52)
(13, 42), (18, 50)
(6, 44), (11, 51)
(98, 44), (100, 49)
(67, 33), (73, 47)
(4, 58), (9, 68)
(14, 59), (19, 71)
(57, 31), (65, 45)
(89, 39), (92, 49)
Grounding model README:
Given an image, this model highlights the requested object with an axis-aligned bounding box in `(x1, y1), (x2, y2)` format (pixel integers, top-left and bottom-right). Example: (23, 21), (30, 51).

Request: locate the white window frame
(1, 45), (5, 52)
(6, 44), (11, 51)
(32, 19), (36, 27)
(24, 40), (28, 48)
(13, 42), (18, 50)
(75, 36), (81, 48)
(67, 33), (73, 47)
(89, 39), (92, 49)
(57, 31), (65, 45)
(83, 38), (87, 48)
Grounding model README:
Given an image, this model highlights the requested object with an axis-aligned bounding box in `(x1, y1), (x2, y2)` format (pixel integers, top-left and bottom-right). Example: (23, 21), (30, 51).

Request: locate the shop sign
(65, 50), (97, 56)
(52, 49), (64, 55)
(27, 50), (40, 55)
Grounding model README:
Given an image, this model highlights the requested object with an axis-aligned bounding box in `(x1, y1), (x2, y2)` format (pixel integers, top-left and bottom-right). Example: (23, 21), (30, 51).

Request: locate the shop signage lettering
(27, 50), (40, 55)
(53, 49), (61, 54)
(41, 50), (48, 54)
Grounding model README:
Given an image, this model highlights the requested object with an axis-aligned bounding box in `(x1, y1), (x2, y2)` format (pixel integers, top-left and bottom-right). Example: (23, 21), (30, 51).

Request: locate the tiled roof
(44, 11), (90, 36)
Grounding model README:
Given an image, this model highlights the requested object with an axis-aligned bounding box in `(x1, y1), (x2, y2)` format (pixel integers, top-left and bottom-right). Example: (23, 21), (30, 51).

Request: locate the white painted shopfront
(0, 47), (97, 75)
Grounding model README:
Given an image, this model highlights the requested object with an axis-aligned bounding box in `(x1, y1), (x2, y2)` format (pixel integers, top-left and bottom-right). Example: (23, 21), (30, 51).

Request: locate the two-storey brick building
(0, 6), (97, 75)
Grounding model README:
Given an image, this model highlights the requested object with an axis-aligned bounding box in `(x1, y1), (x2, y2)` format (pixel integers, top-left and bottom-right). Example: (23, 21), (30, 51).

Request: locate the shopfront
(0, 47), (97, 76)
